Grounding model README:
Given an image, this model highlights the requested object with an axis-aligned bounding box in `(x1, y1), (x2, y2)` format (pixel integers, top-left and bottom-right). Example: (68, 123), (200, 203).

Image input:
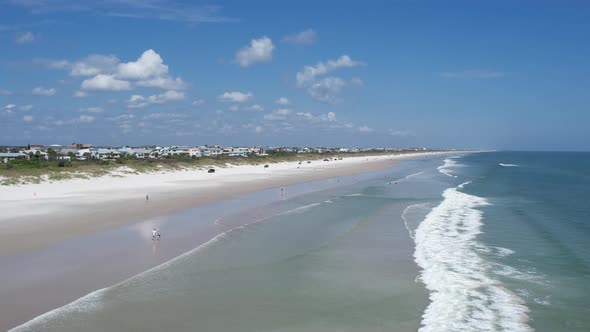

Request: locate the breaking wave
(413, 182), (532, 332)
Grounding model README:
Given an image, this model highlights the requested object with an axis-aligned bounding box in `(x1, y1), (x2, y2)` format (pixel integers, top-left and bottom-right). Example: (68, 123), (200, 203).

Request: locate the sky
(1, 0), (589, 150)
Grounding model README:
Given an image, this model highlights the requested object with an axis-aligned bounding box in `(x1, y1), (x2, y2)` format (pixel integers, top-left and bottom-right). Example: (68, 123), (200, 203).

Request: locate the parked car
(264, 164), (269, 168)
(208, 168), (215, 173)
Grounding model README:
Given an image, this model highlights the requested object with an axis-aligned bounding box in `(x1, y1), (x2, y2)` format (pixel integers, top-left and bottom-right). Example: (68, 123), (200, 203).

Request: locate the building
(0, 152), (29, 163)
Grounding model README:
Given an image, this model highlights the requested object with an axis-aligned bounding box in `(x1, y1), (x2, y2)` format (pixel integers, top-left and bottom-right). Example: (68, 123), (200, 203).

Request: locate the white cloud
(16, 31), (35, 44)
(81, 74), (131, 91)
(218, 91), (253, 103)
(3, 104), (16, 112)
(73, 90), (88, 97)
(117, 49), (168, 80)
(79, 115), (96, 123)
(23, 115), (34, 122)
(43, 49), (185, 91)
(389, 129), (415, 137)
(327, 111), (336, 121)
(283, 29), (317, 45)
(275, 97), (290, 105)
(192, 99), (205, 106)
(295, 111), (337, 122)
(32, 86), (57, 96)
(255, 125), (263, 133)
(19, 104), (33, 111)
(135, 76), (186, 90)
(440, 69), (507, 79)
(127, 90), (185, 108)
(358, 125), (374, 133)
(264, 108), (291, 121)
(296, 55), (365, 86)
(71, 54), (119, 76)
(306, 77), (346, 103)
(234, 36), (274, 67)
(245, 104), (264, 112)
(296, 55), (365, 103)
(79, 107), (104, 113)
(10, 2), (232, 24)
(228, 105), (239, 112)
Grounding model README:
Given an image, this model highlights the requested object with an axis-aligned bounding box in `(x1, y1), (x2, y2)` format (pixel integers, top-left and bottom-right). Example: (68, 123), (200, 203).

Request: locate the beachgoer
(157, 231), (161, 241)
(152, 228), (157, 240)
(146, 194), (149, 201)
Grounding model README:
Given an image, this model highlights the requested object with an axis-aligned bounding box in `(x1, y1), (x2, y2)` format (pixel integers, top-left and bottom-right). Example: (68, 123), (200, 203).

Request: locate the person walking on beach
(152, 228), (157, 240)
(146, 194), (149, 202)
(157, 231), (161, 241)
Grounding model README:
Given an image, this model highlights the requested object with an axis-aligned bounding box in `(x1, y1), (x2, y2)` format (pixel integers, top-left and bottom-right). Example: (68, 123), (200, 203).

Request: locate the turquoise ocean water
(11, 152), (590, 331)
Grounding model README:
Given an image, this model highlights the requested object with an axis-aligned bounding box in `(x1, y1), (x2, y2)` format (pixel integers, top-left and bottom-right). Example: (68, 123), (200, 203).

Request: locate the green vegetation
(0, 150), (435, 186)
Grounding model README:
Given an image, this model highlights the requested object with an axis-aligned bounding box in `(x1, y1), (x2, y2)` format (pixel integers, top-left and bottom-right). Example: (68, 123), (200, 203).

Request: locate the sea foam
(499, 163), (519, 167)
(437, 158), (459, 177)
(414, 183), (532, 332)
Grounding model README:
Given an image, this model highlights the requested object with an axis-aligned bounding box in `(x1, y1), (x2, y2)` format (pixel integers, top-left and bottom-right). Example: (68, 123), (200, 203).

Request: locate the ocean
(11, 152), (590, 331)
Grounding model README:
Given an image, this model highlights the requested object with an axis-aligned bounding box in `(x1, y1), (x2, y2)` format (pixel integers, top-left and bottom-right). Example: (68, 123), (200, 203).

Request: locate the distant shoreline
(0, 150), (456, 186)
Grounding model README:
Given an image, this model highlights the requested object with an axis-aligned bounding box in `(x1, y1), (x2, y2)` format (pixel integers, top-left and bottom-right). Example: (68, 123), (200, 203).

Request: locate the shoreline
(0, 152), (450, 254)
(0, 152), (451, 330)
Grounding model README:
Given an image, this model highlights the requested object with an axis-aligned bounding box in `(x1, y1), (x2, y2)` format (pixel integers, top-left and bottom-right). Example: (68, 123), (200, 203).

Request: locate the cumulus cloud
(235, 36), (274, 67)
(264, 108), (290, 121)
(296, 55), (365, 103)
(73, 90), (88, 97)
(19, 104), (33, 111)
(41, 49), (185, 92)
(135, 76), (186, 90)
(275, 97), (290, 105)
(295, 111), (337, 122)
(255, 126), (263, 134)
(23, 115), (34, 122)
(192, 99), (205, 106)
(127, 90), (185, 108)
(16, 31), (35, 44)
(245, 104), (264, 112)
(3, 104), (16, 112)
(283, 29), (317, 45)
(306, 77), (346, 103)
(218, 91), (253, 103)
(81, 74), (131, 91)
(70, 54), (119, 76)
(440, 69), (507, 79)
(358, 125), (374, 133)
(296, 55), (364, 85)
(79, 115), (96, 123)
(32, 86), (57, 96)
(117, 49), (168, 80)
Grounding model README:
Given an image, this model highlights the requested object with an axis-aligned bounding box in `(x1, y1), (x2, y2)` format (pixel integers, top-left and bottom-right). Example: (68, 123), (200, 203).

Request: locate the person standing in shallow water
(152, 228), (157, 240)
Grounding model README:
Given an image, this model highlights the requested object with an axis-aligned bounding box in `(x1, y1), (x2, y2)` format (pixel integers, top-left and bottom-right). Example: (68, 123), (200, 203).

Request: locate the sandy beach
(0, 152), (450, 330)
(0, 152), (444, 254)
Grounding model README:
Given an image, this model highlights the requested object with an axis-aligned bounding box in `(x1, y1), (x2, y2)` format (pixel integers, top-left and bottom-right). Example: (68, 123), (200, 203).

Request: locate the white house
(0, 152), (29, 163)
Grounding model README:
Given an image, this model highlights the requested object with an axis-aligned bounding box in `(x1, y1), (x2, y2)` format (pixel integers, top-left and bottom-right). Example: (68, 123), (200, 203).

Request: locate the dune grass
(0, 150), (437, 186)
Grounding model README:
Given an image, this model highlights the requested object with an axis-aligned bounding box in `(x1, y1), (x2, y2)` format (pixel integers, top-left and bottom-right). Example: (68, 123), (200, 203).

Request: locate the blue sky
(1, 0), (589, 150)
